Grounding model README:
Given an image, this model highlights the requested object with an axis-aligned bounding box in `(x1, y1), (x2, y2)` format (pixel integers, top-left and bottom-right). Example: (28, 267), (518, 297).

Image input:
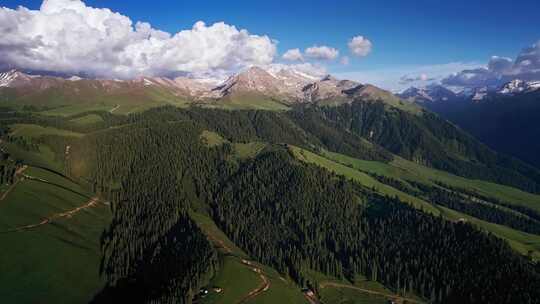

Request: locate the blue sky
(2, 0), (540, 90)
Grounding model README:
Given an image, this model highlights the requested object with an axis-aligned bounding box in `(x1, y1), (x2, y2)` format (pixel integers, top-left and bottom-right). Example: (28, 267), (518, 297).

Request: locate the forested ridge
(57, 114), (540, 304)
(15, 100), (540, 193)
(211, 148), (540, 304)
(85, 122), (227, 304)
(290, 102), (540, 193)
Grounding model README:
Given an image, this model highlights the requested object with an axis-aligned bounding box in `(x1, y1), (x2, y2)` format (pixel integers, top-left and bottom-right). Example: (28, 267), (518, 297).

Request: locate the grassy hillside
(69, 114), (104, 126)
(10, 124), (84, 138)
(42, 104), (117, 117)
(324, 150), (540, 213)
(200, 93), (290, 111)
(0, 166), (111, 304)
(1, 82), (191, 116)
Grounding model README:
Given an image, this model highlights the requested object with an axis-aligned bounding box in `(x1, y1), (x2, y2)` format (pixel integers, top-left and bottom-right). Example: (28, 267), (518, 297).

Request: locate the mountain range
(0, 67), (416, 112)
(398, 79), (540, 168)
(399, 79), (540, 104)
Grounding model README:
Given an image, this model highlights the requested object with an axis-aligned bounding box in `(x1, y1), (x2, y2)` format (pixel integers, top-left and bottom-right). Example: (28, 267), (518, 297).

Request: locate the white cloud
(305, 45), (339, 60)
(282, 48), (304, 61)
(442, 41), (540, 88)
(340, 56), (350, 65)
(348, 36), (372, 57)
(335, 62), (482, 92)
(0, 0), (277, 79)
(264, 62), (327, 79)
(399, 73), (436, 84)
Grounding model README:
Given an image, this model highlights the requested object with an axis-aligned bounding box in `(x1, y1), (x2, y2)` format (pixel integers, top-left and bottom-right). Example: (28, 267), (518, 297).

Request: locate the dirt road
(238, 259), (271, 303)
(201, 229), (272, 303)
(3, 197), (101, 232)
(109, 104), (120, 113)
(0, 165), (28, 201)
(320, 282), (422, 304)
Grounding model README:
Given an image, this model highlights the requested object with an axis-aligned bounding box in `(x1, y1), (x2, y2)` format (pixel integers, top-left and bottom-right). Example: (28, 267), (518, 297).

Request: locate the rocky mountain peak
(499, 79), (540, 95)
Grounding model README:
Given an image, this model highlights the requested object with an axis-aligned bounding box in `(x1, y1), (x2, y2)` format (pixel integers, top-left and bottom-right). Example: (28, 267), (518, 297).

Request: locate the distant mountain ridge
(400, 78), (540, 168)
(0, 67), (420, 113)
(400, 78), (540, 104)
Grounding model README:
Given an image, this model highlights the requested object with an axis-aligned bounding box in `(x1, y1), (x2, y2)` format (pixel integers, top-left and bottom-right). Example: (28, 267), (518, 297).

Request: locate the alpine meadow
(1, 1), (540, 303)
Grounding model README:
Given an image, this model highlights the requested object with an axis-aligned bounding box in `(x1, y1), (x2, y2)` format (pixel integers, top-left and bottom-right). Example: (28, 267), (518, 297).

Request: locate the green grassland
(201, 256), (261, 304)
(199, 130), (268, 160)
(319, 287), (388, 304)
(200, 130), (229, 147)
(304, 270), (425, 304)
(0, 166), (111, 304)
(69, 114), (104, 125)
(201, 93), (290, 111)
(2, 82), (192, 117)
(233, 142), (268, 159)
(323, 150), (540, 213)
(3, 142), (64, 172)
(42, 104), (117, 117)
(10, 124), (84, 139)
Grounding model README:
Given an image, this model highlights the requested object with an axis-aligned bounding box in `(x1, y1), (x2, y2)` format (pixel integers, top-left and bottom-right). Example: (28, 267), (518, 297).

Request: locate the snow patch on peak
(529, 81), (540, 90)
(499, 79), (526, 94)
(68, 76), (83, 81)
(472, 87), (488, 101)
(0, 70), (20, 87)
(499, 79), (540, 95)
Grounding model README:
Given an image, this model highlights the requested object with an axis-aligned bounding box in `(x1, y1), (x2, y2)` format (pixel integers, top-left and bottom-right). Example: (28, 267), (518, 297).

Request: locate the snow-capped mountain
(471, 87), (489, 102)
(0, 70), (19, 87)
(401, 78), (540, 105)
(0, 67), (418, 111)
(302, 75), (360, 102)
(211, 66), (319, 101)
(498, 79), (540, 95)
(399, 85), (457, 103)
(0, 69), (37, 88)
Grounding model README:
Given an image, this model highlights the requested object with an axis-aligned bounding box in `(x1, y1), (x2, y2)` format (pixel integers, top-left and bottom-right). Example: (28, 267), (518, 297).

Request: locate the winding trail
(201, 228), (272, 303)
(0, 165), (28, 202)
(320, 282), (422, 304)
(237, 259), (271, 304)
(109, 104), (120, 113)
(2, 197), (102, 233)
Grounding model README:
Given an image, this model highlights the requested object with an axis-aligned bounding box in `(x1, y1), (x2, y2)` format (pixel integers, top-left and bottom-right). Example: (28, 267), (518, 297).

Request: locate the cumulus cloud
(335, 62), (481, 92)
(0, 0), (277, 79)
(264, 62), (327, 79)
(305, 45), (339, 60)
(348, 36), (372, 57)
(442, 42), (540, 88)
(282, 48), (304, 62)
(487, 56), (513, 74)
(399, 73), (436, 84)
